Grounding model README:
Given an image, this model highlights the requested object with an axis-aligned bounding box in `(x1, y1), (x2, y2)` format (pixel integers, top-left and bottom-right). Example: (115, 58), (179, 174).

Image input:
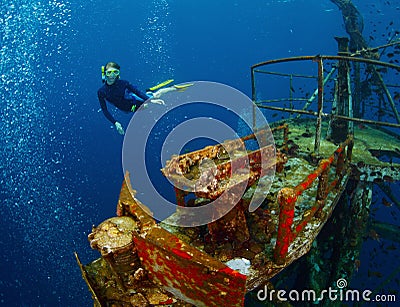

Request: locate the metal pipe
(347, 68), (354, 136)
(174, 187), (186, 207)
(297, 66), (337, 118)
(257, 98), (310, 103)
(255, 104), (400, 129)
(314, 58), (324, 155)
(251, 55), (400, 71)
(253, 69), (316, 79)
(274, 187), (296, 265)
(327, 80), (339, 140)
(289, 74), (293, 110)
(373, 68), (400, 124)
(251, 66), (257, 130)
(316, 160), (331, 215)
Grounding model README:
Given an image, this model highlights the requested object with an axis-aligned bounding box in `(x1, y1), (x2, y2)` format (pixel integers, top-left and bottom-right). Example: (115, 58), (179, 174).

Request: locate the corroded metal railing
(163, 125), (289, 207)
(271, 123), (289, 154)
(251, 55), (400, 146)
(273, 137), (354, 265)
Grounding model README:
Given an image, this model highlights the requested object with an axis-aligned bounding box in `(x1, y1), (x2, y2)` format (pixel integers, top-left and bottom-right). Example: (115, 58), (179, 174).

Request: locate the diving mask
(106, 69), (120, 77)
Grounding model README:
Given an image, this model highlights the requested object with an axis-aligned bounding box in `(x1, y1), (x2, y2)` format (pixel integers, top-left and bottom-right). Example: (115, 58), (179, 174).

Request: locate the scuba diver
(98, 61), (179, 135)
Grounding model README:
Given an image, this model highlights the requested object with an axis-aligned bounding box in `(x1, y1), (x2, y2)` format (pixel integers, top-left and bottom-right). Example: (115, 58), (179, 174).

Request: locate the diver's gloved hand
(115, 121), (125, 135)
(151, 90), (162, 99)
(150, 98), (165, 105)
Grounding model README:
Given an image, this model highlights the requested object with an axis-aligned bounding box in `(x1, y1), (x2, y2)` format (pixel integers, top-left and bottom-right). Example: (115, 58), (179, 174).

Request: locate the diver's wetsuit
(97, 79), (150, 124)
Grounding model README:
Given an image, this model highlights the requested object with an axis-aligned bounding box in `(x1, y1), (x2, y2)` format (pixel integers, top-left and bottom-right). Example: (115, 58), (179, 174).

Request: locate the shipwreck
(76, 3), (400, 305)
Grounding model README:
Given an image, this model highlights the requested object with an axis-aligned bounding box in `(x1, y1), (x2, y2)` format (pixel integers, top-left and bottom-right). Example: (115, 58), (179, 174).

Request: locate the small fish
(370, 150), (380, 157)
(387, 53), (395, 58)
(376, 67), (388, 73)
(354, 259), (361, 272)
(383, 175), (394, 182)
(386, 244), (397, 251)
(368, 229), (381, 242)
(357, 161), (365, 167)
(368, 270), (383, 278)
(382, 198), (393, 207)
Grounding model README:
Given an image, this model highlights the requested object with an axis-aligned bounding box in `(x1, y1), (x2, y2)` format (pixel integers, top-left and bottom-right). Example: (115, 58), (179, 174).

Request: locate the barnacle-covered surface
(78, 214), (194, 307)
(271, 118), (400, 169)
(78, 255), (191, 307)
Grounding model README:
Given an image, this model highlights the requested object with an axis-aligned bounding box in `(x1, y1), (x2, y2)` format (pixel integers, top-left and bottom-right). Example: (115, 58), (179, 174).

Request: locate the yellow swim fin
(148, 79), (174, 91)
(174, 83), (194, 92)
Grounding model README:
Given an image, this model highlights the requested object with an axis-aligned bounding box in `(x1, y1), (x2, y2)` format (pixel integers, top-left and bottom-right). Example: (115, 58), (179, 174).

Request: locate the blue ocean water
(0, 0), (399, 305)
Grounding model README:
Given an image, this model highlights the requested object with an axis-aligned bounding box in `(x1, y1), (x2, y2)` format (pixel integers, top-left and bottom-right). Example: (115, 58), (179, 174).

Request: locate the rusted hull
(133, 226), (247, 307)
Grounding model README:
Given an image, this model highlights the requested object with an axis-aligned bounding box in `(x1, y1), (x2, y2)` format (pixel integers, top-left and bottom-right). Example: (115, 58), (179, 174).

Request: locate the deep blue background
(0, 0), (399, 305)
